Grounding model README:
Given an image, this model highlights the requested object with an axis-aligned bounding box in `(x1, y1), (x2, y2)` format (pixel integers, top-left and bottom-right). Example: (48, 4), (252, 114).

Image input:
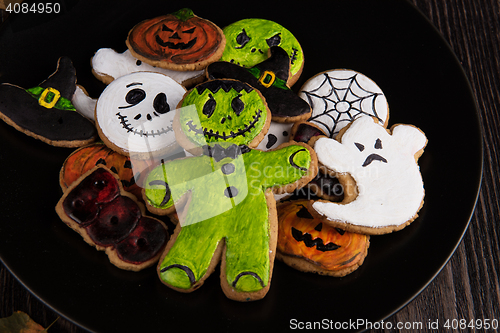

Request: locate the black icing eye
(266, 134), (277, 149)
(355, 142), (365, 152)
(162, 24), (173, 32)
(231, 94), (244, 116)
(203, 94), (216, 118)
(125, 88), (146, 106)
(153, 93), (170, 114)
(375, 138), (383, 149)
(266, 33), (281, 47)
(183, 27), (195, 33)
(235, 29), (250, 49)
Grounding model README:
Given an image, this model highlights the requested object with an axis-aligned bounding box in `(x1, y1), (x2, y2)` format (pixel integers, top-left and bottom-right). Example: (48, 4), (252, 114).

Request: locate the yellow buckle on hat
(259, 71), (275, 88)
(38, 87), (61, 109)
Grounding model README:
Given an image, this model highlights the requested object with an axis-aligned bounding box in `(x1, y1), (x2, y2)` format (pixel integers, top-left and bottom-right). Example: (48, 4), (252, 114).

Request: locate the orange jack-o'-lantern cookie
(276, 200), (369, 277)
(126, 8), (226, 71)
(59, 143), (153, 203)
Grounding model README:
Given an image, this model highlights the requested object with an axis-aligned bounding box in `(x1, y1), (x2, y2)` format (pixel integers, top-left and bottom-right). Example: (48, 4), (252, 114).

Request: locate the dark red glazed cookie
(56, 166), (169, 271)
(115, 217), (169, 264)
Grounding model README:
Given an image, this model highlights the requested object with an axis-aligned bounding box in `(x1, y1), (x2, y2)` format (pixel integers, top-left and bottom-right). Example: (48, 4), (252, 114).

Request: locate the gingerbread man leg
(223, 193), (271, 292)
(159, 217), (224, 290)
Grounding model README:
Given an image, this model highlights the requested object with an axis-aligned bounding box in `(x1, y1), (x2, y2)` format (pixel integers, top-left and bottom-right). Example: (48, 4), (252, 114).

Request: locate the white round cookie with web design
(95, 72), (186, 159)
(299, 69), (389, 138)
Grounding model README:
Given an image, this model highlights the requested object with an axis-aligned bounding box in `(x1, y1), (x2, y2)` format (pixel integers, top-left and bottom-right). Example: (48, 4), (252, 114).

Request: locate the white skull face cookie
(309, 116), (427, 235)
(95, 72), (186, 159)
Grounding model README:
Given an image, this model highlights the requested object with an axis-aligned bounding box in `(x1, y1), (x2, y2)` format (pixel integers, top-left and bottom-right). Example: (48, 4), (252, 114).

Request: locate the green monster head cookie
(221, 19), (304, 85)
(178, 79), (270, 150)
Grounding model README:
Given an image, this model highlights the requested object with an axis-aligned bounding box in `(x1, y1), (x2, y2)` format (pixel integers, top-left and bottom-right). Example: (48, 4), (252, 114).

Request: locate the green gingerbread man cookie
(144, 79), (317, 301)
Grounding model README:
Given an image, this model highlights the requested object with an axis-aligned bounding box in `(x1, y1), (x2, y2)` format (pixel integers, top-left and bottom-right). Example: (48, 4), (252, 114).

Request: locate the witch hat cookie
(0, 57), (97, 147)
(206, 46), (311, 123)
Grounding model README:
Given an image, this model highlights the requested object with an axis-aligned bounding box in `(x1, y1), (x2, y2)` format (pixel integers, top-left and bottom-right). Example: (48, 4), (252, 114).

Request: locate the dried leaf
(0, 311), (46, 333)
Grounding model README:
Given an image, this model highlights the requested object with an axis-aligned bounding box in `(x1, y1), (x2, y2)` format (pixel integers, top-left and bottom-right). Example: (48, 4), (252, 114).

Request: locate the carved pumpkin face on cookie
(277, 200), (369, 272)
(127, 8), (224, 68)
(59, 143), (153, 202)
(178, 79), (269, 148)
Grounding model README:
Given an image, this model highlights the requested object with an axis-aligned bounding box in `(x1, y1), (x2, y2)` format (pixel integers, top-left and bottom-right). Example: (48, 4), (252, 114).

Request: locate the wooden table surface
(1, 0), (499, 332)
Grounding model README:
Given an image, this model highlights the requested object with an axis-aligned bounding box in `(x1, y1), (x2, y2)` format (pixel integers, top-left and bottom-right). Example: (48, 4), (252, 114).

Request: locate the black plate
(0, 1), (482, 332)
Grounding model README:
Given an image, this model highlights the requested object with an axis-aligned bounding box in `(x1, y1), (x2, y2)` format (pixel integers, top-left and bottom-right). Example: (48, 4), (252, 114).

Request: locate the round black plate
(0, 1), (482, 332)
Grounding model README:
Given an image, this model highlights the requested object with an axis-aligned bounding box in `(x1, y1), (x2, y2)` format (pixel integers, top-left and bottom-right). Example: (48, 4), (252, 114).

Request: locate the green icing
(26, 86), (76, 111)
(246, 67), (289, 90)
(171, 8), (195, 21)
(179, 80), (268, 147)
(221, 18), (304, 78)
(146, 144), (311, 293)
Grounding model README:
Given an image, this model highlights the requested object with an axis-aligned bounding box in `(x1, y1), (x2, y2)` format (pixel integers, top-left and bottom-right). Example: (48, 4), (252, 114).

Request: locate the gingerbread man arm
(144, 155), (213, 212)
(248, 143), (316, 192)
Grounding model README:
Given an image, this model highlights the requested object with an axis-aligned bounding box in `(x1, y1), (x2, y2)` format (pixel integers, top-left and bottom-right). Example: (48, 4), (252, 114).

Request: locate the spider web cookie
(299, 69), (389, 138)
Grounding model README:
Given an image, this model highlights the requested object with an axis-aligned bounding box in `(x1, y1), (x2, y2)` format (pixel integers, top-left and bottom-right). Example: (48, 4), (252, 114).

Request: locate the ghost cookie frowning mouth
(354, 138), (388, 167)
(95, 72), (186, 158)
(310, 116), (427, 235)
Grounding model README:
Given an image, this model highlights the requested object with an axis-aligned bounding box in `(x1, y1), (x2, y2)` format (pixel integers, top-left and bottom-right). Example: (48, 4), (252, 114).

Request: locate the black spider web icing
(301, 73), (384, 138)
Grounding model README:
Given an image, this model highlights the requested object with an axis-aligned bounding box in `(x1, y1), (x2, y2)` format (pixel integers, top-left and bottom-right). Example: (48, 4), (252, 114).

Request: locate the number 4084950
(5, 2), (61, 14)
(444, 318), (499, 330)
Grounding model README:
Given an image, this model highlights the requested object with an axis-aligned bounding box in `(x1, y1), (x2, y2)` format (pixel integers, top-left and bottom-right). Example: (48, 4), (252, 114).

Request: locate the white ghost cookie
(71, 85), (97, 120)
(309, 116), (427, 235)
(95, 72), (186, 159)
(91, 48), (205, 87)
(256, 121), (293, 151)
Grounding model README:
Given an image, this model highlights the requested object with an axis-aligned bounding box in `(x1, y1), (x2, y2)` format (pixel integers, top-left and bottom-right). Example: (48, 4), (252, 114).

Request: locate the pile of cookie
(0, 8), (427, 302)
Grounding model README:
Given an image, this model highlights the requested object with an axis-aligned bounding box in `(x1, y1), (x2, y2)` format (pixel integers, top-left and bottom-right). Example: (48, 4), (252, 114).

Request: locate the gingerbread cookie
(56, 166), (169, 271)
(297, 69), (389, 140)
(276, 200), (369, 276)
(126, 8), (226, 71)
(207, 46), (311, 122)
(95, 71), (186, 159)
(143, 78), (317, 301)
(91, 48), (205, 87)
(309, 116), (427, 235)
(221, 18), (304, 86)
(0, 57), (97, 147)
(145, 142), (316, 301)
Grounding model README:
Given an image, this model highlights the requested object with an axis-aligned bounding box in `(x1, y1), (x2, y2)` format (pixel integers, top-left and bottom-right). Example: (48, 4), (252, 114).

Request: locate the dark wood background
(1, 0), (499, 332)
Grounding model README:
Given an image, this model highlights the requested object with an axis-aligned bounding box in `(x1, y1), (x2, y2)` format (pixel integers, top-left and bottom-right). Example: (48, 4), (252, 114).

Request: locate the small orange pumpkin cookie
(276, 200), (369, 277)
(126, 8), (225, 71)
(59, 143), (153, 201)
